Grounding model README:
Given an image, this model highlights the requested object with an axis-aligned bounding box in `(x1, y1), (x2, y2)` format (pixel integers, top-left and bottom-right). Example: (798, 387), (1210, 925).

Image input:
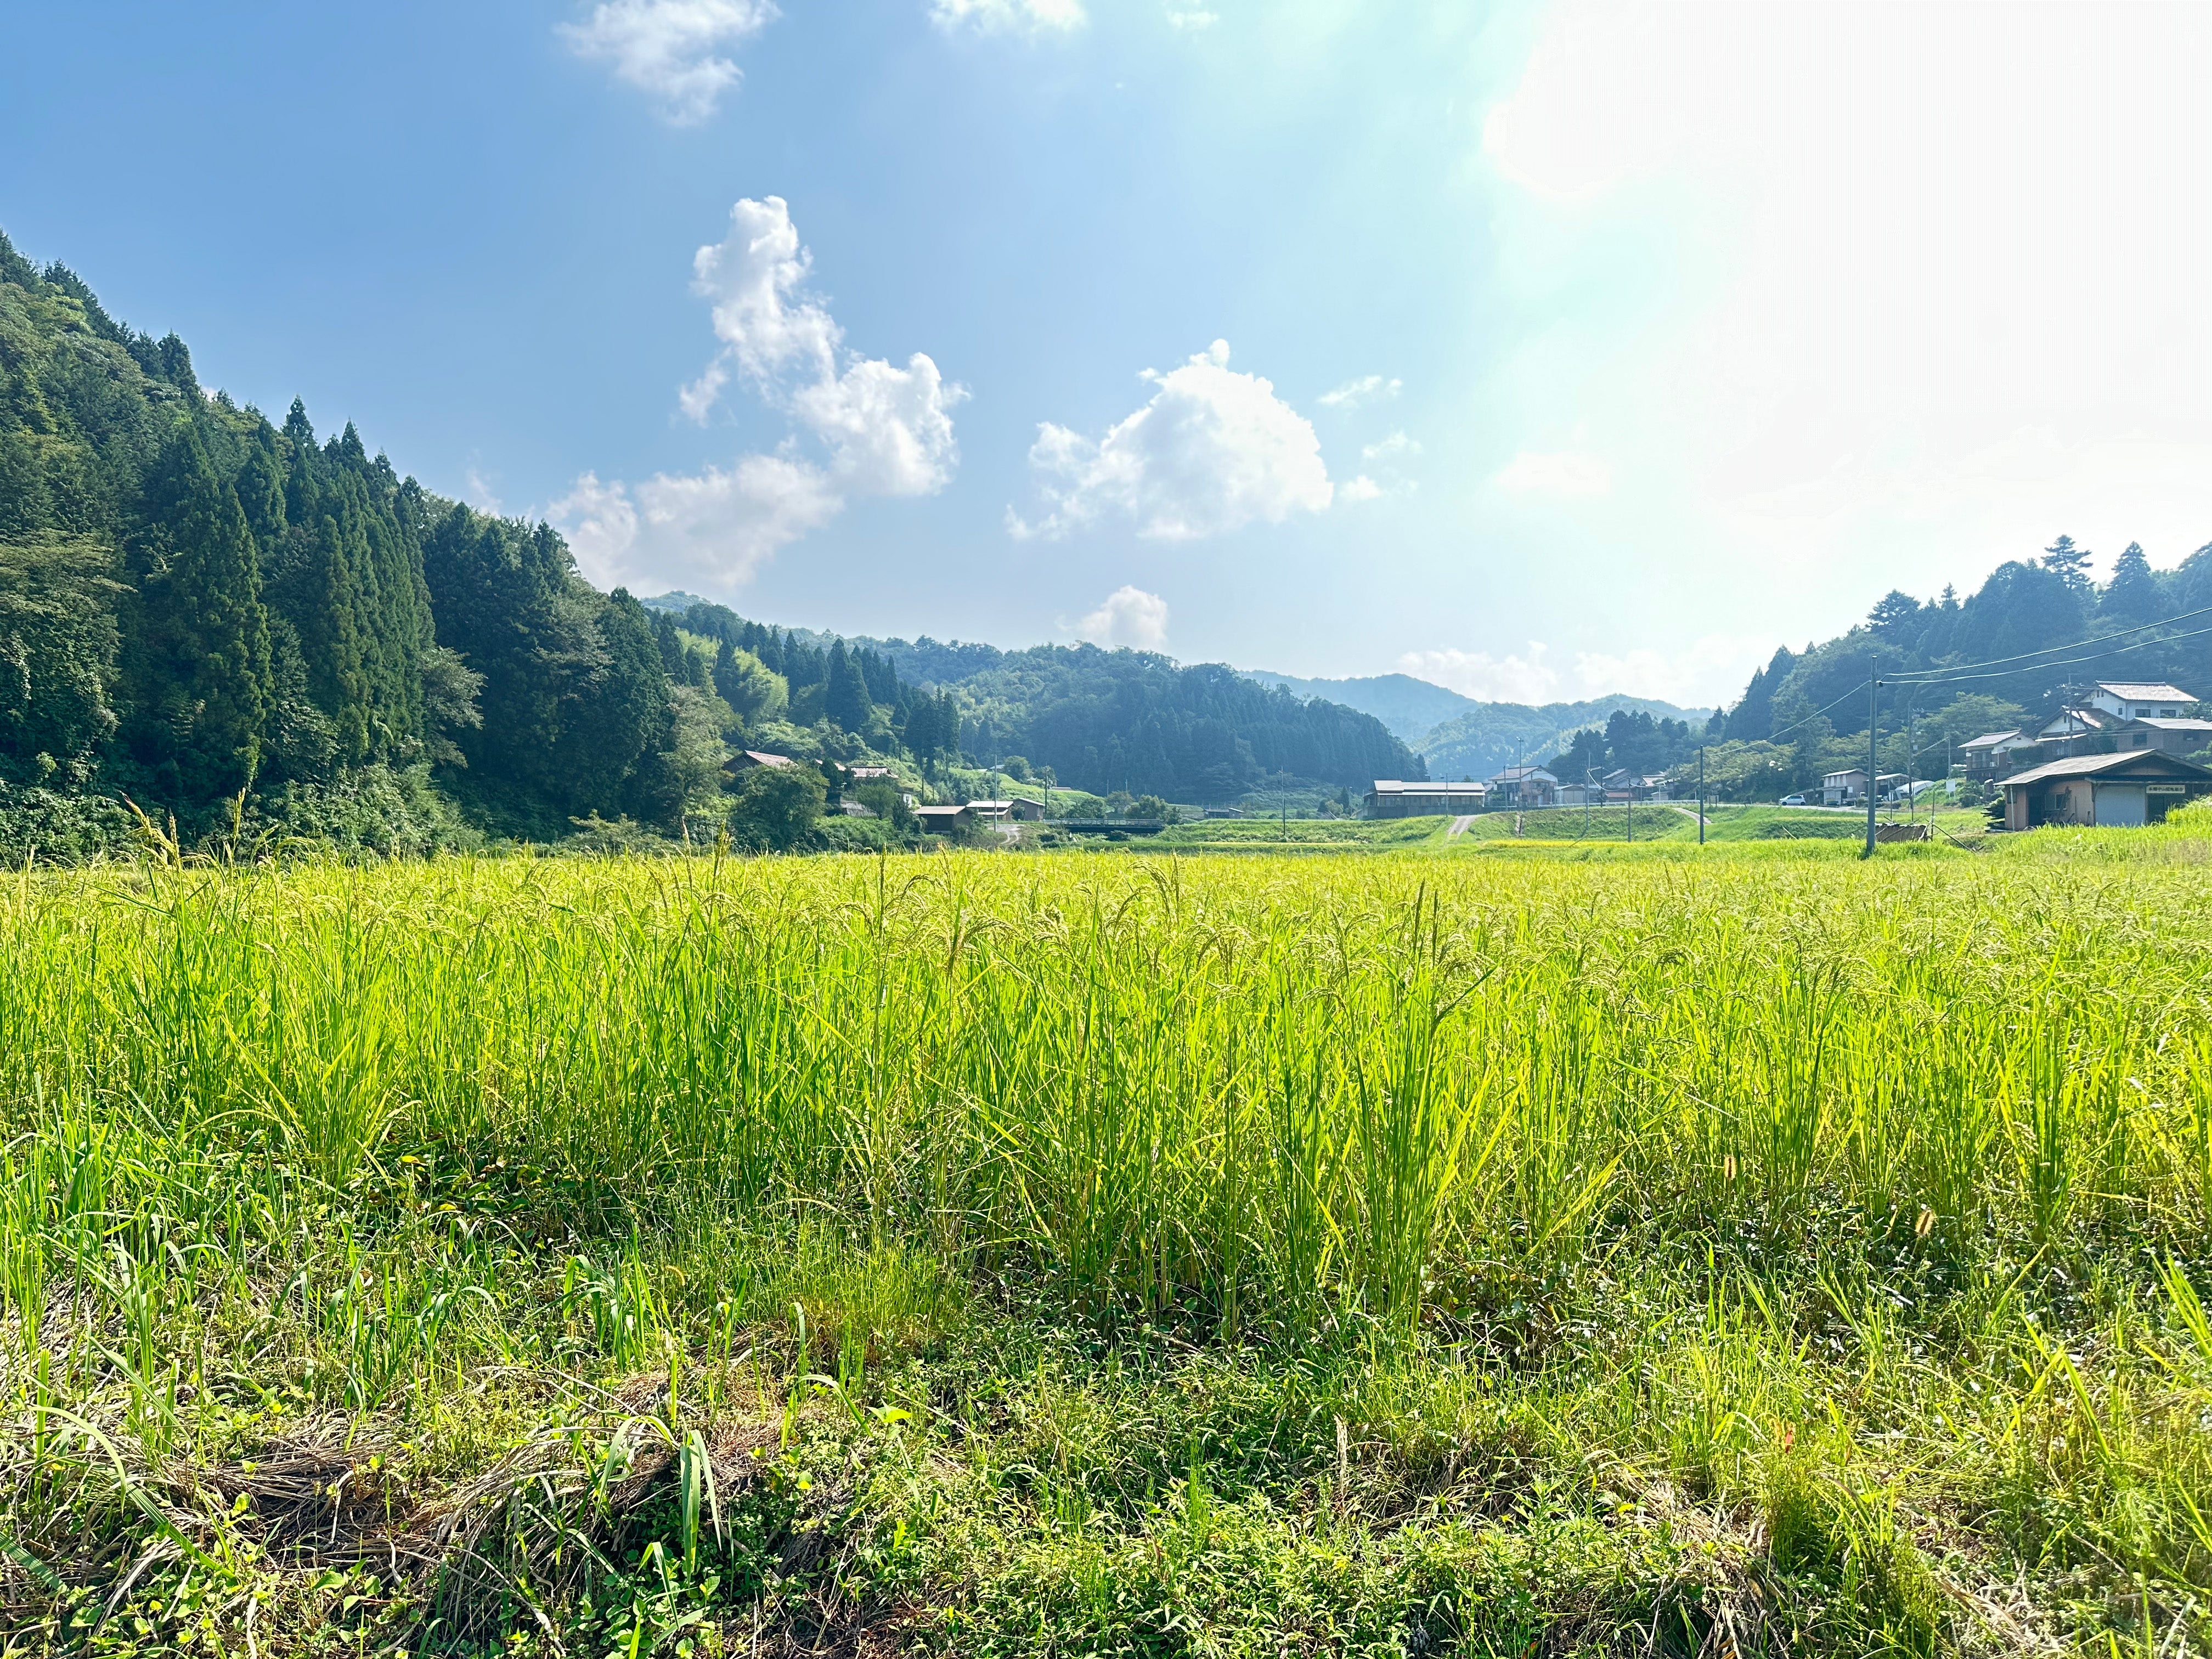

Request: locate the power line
(1884, 602), (2212, 682)
(1760, 680), (1877, 747)
(1887, 620), (2212, 690)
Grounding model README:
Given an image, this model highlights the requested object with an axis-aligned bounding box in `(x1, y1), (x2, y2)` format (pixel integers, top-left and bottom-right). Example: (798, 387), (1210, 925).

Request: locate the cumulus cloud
(1398, 633), (1764, 708)
(1363, 431), (1421, 463)
(554, 198), (960, 592)
(1012, 340), (1331, 540)
(791, 353), (964, 495)
(559, 0), (776, 125)
(1494, 450), (1612, 498)
(1071, 585), (1170, 650)
(679, 198), (967, 491)
(1165, 3), (1217, 29)
(687, 196), (839, 387)
(930, 0), (1085, 34)
(554, 459), (843, 592)
(1339, 476), (1384, 503)
(1317, 374), (1401, 409)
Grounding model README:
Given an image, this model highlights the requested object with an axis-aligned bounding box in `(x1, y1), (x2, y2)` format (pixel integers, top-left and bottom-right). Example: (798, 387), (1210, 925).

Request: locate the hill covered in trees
(1690, 538), (2212, 799)
(825, 634), (1423, 804)
(0, 232), (1415, 855)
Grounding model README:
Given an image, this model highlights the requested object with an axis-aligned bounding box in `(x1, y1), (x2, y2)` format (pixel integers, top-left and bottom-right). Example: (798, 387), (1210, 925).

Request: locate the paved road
(1671, 805), (1707, 827)
(1447, 815), (1476, 838)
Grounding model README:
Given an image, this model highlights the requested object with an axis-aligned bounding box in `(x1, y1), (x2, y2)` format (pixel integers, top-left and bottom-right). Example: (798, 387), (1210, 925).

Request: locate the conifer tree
(127, 426), (272, 800)
(2042, 534), (2094, 588)
(2104, 540), (2161, 623)
(825, 640), (872, 731)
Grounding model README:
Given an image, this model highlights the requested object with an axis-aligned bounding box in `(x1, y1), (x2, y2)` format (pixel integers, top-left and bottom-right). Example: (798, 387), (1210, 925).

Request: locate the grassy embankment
(5, 835), (2212, 1654)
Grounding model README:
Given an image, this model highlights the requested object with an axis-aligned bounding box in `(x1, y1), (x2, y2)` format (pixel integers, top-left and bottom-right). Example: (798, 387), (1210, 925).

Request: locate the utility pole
(1698, 747), (1706, 845)
(1863, 672), (1879, 859)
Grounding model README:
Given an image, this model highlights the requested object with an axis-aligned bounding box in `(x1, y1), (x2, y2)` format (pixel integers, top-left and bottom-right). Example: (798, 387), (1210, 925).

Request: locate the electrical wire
(1883, 602), (2212, 681)
(1882, 620), (2212, 690)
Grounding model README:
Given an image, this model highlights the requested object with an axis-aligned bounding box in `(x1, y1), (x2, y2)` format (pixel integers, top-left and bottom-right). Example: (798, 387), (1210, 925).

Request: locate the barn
(2001, 751), (2212, 830)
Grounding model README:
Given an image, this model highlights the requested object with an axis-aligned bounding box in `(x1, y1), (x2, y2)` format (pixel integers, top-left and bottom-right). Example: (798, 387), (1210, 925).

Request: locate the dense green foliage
(1545, 706), (1702, 783)
(5, 836), (2212, 1652)
(848, 634), (1423, 802)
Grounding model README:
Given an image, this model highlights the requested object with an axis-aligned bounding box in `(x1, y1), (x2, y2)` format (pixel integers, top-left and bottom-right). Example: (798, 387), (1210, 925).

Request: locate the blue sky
(7, 2), (2210, 706)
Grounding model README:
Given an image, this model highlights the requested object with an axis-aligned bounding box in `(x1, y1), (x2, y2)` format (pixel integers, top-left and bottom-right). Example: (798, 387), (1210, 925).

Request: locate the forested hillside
(0, 233), (1417, 853)
(842, 634), (1423, 802)
(1693, 538), (2212, 798)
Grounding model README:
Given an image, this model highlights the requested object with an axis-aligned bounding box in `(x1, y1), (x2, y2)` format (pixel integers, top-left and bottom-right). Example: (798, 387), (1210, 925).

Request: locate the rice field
(4, 838), (2212, 1654)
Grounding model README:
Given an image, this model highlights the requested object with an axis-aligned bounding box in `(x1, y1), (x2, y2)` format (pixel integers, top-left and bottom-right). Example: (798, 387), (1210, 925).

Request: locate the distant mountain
(1242, 671), (1480, 746)
(640, 590), (714, 613)
(1417, 695), (1713, 781)
(1242, 670), (1711, 778)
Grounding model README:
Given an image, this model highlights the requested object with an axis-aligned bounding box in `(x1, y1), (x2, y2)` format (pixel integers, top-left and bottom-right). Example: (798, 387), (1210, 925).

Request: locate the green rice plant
(0, 840), (2210, 1651)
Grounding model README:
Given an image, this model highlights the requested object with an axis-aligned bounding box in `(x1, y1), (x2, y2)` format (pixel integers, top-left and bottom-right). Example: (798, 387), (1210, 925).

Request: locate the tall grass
(4, 845), (2212, 1649)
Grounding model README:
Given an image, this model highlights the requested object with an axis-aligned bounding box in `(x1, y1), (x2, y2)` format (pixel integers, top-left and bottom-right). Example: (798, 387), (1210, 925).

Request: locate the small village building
(2117, 716), (2212, 756)
(966, 798), (1047, 822)
(1961, 730), (2040, 779)
(913, 804), (974, 831)
(725, 749), (797, 774)
(1486, 766), (1558, 808)
(2086, 681), (2197, 722)
(2001, 751), (2212, 830)
(1820, 769), (1868, 806)
(847, 765), (896, 781)
(2034, 707), (2124, 758)
(1365, 779), (1489, 817)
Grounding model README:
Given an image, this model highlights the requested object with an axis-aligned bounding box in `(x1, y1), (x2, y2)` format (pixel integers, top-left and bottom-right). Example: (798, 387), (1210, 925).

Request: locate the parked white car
(1778, 793), (1808, 806)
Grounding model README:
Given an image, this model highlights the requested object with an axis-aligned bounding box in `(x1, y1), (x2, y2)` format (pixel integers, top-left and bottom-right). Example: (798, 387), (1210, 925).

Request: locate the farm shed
(2001, 751), (2212, 830)
(1365, 779), (1489, 817)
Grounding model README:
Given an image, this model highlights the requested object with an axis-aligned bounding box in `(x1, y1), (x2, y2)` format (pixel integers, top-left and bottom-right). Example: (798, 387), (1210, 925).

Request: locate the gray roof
(2004, 750), (2212, 787)
(1960, 729), (2024, 749)
(2132, 718), (2212, 732)
(2097, 681), (2196, 702)
(1369, 779), (1486, 794)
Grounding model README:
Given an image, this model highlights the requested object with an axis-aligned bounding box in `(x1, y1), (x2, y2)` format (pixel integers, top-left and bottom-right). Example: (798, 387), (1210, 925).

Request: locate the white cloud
(1013, 340), (1331, 540)
(1317, 374), (1400, 409)
(688, 196), (839, 388)
(1339, 475), (1384, 503)
(553, 459), (842, 592)
(1165, 3), (1217, 29)
(1071, 585), (1170, 650)
(1399, 633), (1767, 708)
(791, 353), (966, 495)
(679, 198), (967, 488)
(930, 0), (1085, 35)
(1362, 431), (1420, 463)
(558, 0), (776, 125)
(1494, 450), (1611, 498)
(556, 197), (959, 593)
